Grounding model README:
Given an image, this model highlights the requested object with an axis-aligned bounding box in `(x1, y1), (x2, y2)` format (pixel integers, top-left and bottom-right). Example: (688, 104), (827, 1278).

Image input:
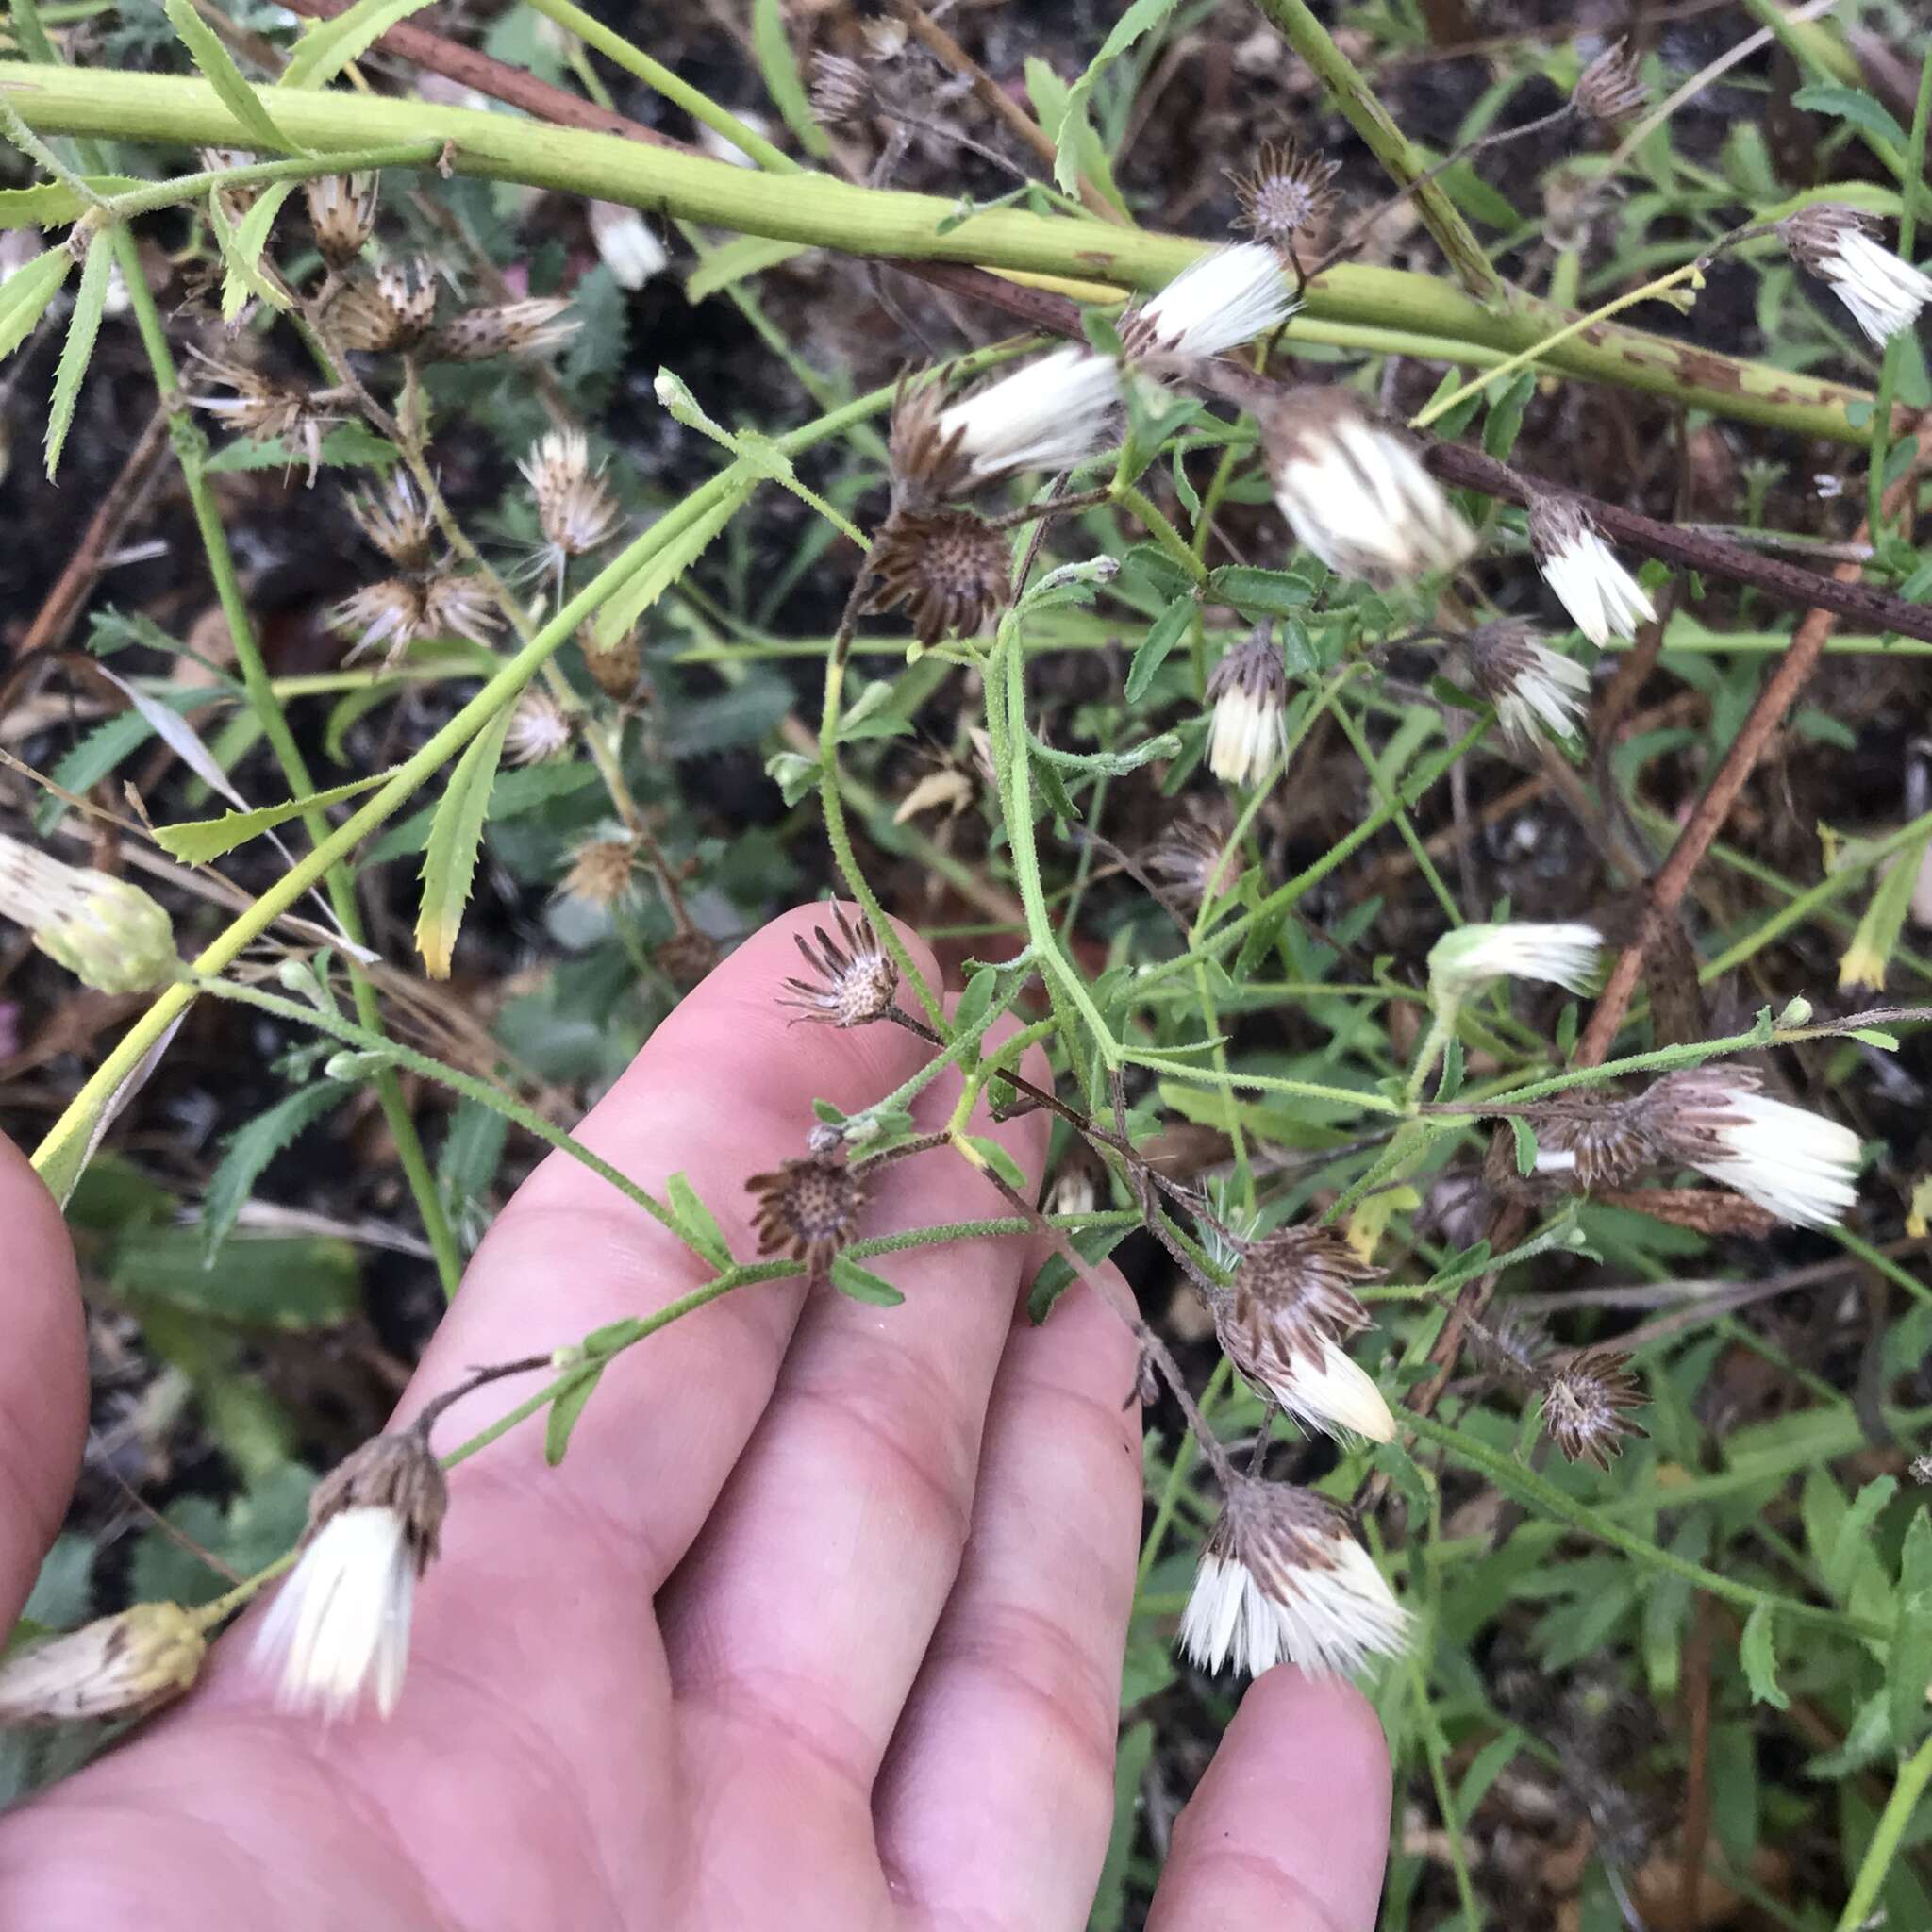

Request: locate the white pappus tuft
(1529, 496), (1656, 647)
(1126, 242), (1297, 362)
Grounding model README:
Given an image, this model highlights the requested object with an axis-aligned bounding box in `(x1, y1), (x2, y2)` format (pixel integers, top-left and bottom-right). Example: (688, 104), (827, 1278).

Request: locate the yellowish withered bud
(0, 834), (177, 993)
(0, 1602), (205, 1725)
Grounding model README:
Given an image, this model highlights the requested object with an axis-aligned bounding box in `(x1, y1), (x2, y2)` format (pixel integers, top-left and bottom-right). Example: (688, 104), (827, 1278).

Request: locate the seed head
(503, 690), (573, 766)
(1779, 203), (1932, 347)
(1203, 634), (1288, 789)
(778, 906), (900, 1027)
(325, 258), (438, 353)
(586, 200), (668, 290)
(1213, 1224), (1394, 1441)
(746, 1154), (869, 1278)
(1574, 42), (1647, 125)
(422, 572), (504, 647)
(1528, 495), (1656, 647)
(1231, 140), (1340, 251)
(520, 428), (621, 562)
(864, 508), (1012, 644)
(304, 173), (379, 271)
(655, 927), (721, 985)
(425, 296), (577, 362)
(1466, 1310), (1551, 1386)
(1527, 1093), (1654, 1189)
(1427, 920), (1604, 1002)
(1178, 1476), (1409, 1678)
(1121, 242), (1297, 363)
(330, 578), (427, 664)
(559, 831), (641, 911)
(809, 51), (874, 127)
(1541, 1348), (1647, 1471)
(1141, 802), (1239, 914)
(0, 1603), (205, 1726)
(581, 622), (641, 699)
(346, 469), (435, 572)
(184, 349), (341, 484)
(1263, 388), (1476, 587)
(0, 834), (177, 993)
(1456, 620), (1591, 744)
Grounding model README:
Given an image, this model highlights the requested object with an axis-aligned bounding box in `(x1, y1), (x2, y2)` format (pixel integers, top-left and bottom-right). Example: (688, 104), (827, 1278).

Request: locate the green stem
(103, 139), (444, 219)
(1113, 482), (1208, 585)
(1867, 41), (1932, 540)
(1835, 1732), (1932, 1931)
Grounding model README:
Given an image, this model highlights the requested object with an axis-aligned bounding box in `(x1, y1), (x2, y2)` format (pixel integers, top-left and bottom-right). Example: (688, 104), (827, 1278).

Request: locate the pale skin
(0, 906), (1391, 1929)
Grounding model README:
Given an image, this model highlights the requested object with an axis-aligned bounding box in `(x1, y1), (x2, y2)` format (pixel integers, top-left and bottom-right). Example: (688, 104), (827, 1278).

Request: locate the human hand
(0, 907), (1391, 1930)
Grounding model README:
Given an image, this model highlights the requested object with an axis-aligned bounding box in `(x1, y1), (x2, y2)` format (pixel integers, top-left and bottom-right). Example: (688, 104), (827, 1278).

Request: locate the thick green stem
(0, 66), (1886, 442)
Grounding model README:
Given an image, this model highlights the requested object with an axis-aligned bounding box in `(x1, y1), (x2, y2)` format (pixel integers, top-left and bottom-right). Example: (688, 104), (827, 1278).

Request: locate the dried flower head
(1529, 1093), (1654, 1190)
(1541, 1348), (1647, 1470)
(864, 508), (1012, 644)
(1466, 1310), (1551, 1386)
(809, 50), (874, 127)
(1456, 620), (1591, 743)
(1427, 920), (1604, 1002)
(1178, 1476), (1409, 1678)
(1573, 42), (1647, 125)
(346, 469), (435, 573)
(779, 906), (899, 1027)
(1779, 203), (1932, 347)
(1637, 1068), (1861, 1229)
(330, 578), (428, 664)
(253, 1430), (446, 1721)
(521, 427), (621, 565)
(1529, 495), (1656, 647)
(1263, 388), (1476, 587)
(0, 833), (177, 994)
(305, 173), (379, 271)
(1232, 140), (1340, 251)
(503, 690), (573, 766)
(655, 927), (721, 985)
(559, 830), (642, 911)
(581, 622), (641, 699)
(325, 258), (438, 353)
(184, 350), (341, 484)
(422, 572), (504, 648)
(1121, 242), (1297, 363)
(587, 200), (668, 290)
(0, 1602), (205, 1725)
(1142, 802), (1239, 914)
(1203, 634), (1288, 789)
(747, 1154), (869, 1277)
(425, 296), (577, 363)
(1214, 1224), (1394, 1441)
(919, 348), (1120, 499)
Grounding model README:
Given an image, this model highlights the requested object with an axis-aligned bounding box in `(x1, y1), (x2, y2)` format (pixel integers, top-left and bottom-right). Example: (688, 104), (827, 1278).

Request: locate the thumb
(0, 1134), (87, 1630)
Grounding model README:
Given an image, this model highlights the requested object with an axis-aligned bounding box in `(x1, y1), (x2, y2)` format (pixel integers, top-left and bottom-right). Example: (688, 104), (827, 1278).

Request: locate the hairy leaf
(201, 1080), (353, 1260)
(415, 703), (513, 978)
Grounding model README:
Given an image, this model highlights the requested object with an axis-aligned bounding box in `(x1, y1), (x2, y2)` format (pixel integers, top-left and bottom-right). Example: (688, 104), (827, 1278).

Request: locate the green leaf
(1889, 1512), (1932, 1749)
(112, 1230), (358, 1327)
(952, 964), (999, 1045)
(594, 480), (753, 644)
(155, 767), (396, 862)
(829, 1254), (905, 1307)
(544, 1362), (603, 1465)
(279, 0), (437, 90)
(1208, 563), (1316, 620)
(164, 0), (296, 151)
(1740, 1603), (1790, 1709)
(0, 179), (141, 228)
(204, 418), (400, 474)
(1435, 1034), (1465, 1103)
(962, 1134), (1028, 1197)
(210, 177), (294, 319)
(748, 0), (828, 158)
(1049, 0), (1176, 196)
(1790, 84), (1909, 155)
(0, 244), (72, 364)
(1025, 58), (1124, 217)
(1509, 1114), (1539, 1176)
(1839, 828), (1931, 993)
(366, 758), (597, 862)
(1827, 1474), (1898, 1601)
(414, 704), (512, 979)
(665, 1172), (732, 1270)
(1481, 367), (1536, 462)
(684, 235), (808, 304)
(1030, 1220), (1131, 1323)
(43, 225), (112, 480)
(1124, 596), (1195, 703)
(201, 1080), (352, 1260)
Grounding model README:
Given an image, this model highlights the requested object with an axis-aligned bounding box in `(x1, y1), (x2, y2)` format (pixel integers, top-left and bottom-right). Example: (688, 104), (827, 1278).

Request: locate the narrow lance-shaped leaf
(210, 178), (295, 320)
(163, 0), (297, 154)
(748, 0), (828, 158)
(278, 0), (438, 91)
(0, 244), (72, 364)
(1053, 0), (1180, 195)
(155, 768), (399, 863)
(44, 223), (113, 479)
(414, 703), (514, 979)
(201, 1080), (353, 1261)
(93, 665), (249, 809)
(1839, 827), (1932, 993)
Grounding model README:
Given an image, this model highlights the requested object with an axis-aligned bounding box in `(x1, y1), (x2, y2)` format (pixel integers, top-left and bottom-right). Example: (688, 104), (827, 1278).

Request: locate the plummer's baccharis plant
(746, 1153), (870, 1282)
(1528, 495), (1657, 646)
(1454, 620), (1591, 745)
(0, 833), (177, 993)
(1427, 920), (1606, 1005)
(778, 907), (901, 1028)
(1778, 203), (1932, 349)
(1203, 631), (1289, 789)
(520, 427), (623, 581)
(0, 1602), (207, 1725)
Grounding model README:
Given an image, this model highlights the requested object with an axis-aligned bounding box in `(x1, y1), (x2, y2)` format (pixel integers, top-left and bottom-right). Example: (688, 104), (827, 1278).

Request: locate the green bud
(0, 835), (176, 993)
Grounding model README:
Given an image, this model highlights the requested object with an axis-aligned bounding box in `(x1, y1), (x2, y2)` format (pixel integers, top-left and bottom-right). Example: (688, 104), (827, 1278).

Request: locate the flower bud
(0, 834), (177, 993)
(0, 1603), (205, 1725)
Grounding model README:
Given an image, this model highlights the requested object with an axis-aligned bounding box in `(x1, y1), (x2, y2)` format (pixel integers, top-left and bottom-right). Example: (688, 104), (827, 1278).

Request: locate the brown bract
(1230, 140), (1339, 252)
(325, 258), (439, 353)
(747, 1155), (870, 1278)
(779, 907), (900, 1027)
(425, 297), (578, 363)
(887, 374), (974, 514)
(1541, 1348), (1647, 1471)
(1777, 203), (1869, 279)
(1573, 42), (1647, 125)
(1214, 1224), (1380, 1390)
(305, 173), (379, 271)
(864, 508), (1011, 645)
(306, 1430), (449, 1575)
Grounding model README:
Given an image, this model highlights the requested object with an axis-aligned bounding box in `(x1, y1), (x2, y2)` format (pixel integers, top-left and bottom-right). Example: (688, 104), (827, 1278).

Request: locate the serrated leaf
(43, 225), (111, 480)
(164, 0), (295, 152)
(748, 0), (827, 158)
(1790, 84), (1910, 154)
(365, 758), (597, 861)
(594, 480), (752, 644)
(211, 177), (294, 318)
(156, 767), (395, 862)
(829, 1253), (905, 1306)
(1889, 1512), (1932, 1749)
(0, 180), (140, 228)
(666, 1172), (732, 1270)
(544, 1362), (603, 1466)
(279, 0), (437, 89)
(201, 1080), (351, 1260)
(1049, 0), (1176, 196)
(1124, 596), (1194, 703)
(204, 418), (400, 474)
(0, 244), (72, 363)
(414, 703), (512, 978)
(1740, 1604), (1790, 1709)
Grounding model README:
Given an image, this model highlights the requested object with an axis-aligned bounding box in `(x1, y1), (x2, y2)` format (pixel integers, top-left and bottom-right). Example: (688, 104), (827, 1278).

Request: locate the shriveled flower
(558, 828), (641, 911)
(1638, 1068), (1861, 1229)
(1178, 1476), (1409, 1678)
(1203, 634), (1288, 790)
(305, 173), (378, 271)
(1529, 496), (1656, 647)
(503, 690), (573, 766)
(778, 906), (899, 1027)
(809, 50), (874, 127)
(1780, 203), (1932, 348)
(930, 347), (1121, 494)
(253, 1430), (446, 1721)
(1457, 620), (1591, 743)
(1529, 1093), (1653, 1189)
(422, 572), (504, 647)
(1428, 921), (1604, 1001)
(1210, 1224), (1395, 1441)
(425, 296), (577, 362)
(581, 622), (641, 699)
(1231, 139), (1339, 251)
(1122, 242), (1296, 364)
(325, 258), (438, 354)
(1573, 42), (1647, 125)
(346, 469), (435, 572)
(747, 1153), (869, 1277)
(587, 200), (668, 290)
(0, 1603), (204, 1725)
(1541, 1348), (1647, 1470)
(1466, 1310), (1551, 1386)
(655, 927), (721, 985)
(521, 427), (621, 565)
(1263, 388), (1476, 587)
(864, 508), (1012, 644)
(184, 350), (341, 483)
(1141, 803), (1239, 913)
(0, 833), (177, 994)
(330, 578), (427, 664)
